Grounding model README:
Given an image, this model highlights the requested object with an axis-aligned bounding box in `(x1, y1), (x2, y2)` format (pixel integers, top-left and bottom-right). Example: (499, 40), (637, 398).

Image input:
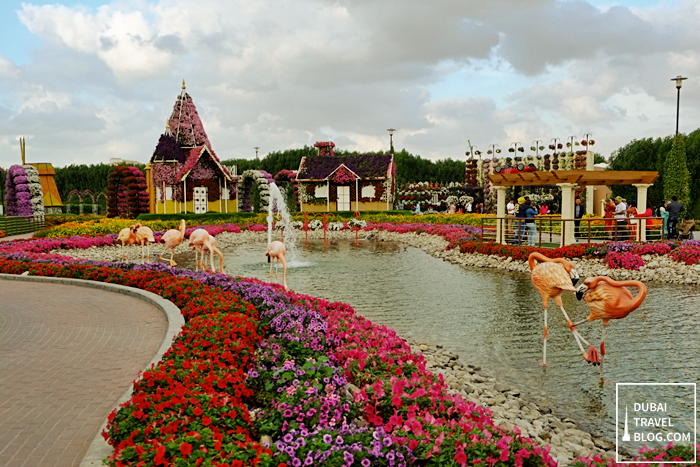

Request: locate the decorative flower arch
(106, 166), (149, 218)
(237, 170), (274, 213)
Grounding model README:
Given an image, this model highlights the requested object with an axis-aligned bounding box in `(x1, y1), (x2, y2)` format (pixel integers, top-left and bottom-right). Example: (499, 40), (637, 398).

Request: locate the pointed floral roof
(168, 83), (213, 151)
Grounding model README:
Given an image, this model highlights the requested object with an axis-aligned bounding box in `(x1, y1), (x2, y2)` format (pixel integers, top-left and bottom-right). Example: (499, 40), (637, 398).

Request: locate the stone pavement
(0, 280), (168, 467)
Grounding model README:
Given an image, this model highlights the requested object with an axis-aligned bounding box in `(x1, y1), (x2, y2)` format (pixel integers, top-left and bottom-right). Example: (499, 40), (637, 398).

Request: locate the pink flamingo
(132, 223), (155, 263)
(117, 227), (137, 261)
(528, 252), (584, 365)
(188, 228), (224, 273)
(159, 219), (186, 266)
(265, 241), (287, 290)
(575, 277), (647, 379)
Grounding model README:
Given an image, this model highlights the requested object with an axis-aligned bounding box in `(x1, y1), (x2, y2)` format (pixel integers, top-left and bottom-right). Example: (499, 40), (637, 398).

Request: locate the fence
(0, 216), (46, 236)
(479, 216), (667, 248)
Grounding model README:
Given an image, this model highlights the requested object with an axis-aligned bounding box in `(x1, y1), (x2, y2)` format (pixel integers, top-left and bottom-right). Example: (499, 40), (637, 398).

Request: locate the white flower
(309, 219), (323, 230)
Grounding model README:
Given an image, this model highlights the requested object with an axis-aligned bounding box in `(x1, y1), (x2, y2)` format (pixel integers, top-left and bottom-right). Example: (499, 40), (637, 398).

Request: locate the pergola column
(495, 186), (507, 244)
(586, 150), (595, 215)
(558, 183), (577, 246)
(634, 183), (653, 241)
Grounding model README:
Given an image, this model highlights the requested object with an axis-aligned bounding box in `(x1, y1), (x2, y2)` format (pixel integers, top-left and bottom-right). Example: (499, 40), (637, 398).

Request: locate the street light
(671, 75), (688, 135)
(387, 128), (396, 153)
(254, 146), (260, 158)
(466, 140), (478, 159)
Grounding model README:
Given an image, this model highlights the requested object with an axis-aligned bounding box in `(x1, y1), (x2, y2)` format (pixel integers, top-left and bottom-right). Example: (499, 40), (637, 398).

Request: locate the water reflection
(175, 239), (700, 444)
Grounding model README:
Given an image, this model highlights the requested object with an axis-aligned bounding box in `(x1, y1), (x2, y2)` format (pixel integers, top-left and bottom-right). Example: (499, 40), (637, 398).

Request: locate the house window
(222, 188), (230, 200)
(156, 187), (161, 201)
(315, 185), (328, 198)
(361, 185), (376, 198)
(165, 187), (173, 200)
(432, 193), (439, 204)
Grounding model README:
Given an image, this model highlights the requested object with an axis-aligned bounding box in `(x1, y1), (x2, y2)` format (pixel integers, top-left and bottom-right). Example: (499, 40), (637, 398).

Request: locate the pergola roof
(487, 170), (658, 187)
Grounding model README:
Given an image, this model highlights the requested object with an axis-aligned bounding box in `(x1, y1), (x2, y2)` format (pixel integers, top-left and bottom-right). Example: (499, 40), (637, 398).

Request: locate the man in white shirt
(506, 198), (515, 233)
(613, 197), (629, 240)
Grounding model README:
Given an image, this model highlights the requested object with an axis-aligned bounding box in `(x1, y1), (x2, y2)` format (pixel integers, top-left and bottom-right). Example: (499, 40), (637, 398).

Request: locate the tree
(664, 134), (691, 217)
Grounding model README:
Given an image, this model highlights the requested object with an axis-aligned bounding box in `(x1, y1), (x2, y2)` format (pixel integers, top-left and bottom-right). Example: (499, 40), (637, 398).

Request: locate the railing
(0, 216), (46, 236)
(479, 216), (667, 247)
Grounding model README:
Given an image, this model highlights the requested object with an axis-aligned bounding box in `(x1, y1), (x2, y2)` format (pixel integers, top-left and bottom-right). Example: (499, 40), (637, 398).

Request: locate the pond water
(176, 239), (700, 449)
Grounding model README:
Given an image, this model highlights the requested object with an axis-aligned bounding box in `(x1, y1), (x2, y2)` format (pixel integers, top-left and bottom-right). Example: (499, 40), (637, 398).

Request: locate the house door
(194, 186), (208, 213)
(337, 186), (350, 211)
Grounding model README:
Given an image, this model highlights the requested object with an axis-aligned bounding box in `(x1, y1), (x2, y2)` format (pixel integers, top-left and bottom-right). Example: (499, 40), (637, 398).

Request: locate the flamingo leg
(600, 323), (608, 382)
(269, 257), (274, 279)
(557, 303), (586, 356)
(279, 255), (287, 290)
(538, 293), (549, 366)
(194, 248), (199, 271)
(572, 319), (600, 365)
(275, 258), (279, 280)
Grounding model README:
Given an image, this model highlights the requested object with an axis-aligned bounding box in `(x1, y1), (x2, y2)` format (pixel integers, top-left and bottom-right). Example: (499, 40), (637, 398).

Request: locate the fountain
(267, 182), (298, 261)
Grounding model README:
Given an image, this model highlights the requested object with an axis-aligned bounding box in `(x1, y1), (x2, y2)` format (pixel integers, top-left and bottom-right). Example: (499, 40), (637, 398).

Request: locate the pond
(177, 239), (700, 450)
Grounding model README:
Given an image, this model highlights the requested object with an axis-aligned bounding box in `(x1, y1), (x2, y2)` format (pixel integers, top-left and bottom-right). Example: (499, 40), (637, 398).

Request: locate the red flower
(180, 442), (192, 456)
(193, 407), (203, 416)
(202, 415), (212, 426)
(455, 450), (467, 464)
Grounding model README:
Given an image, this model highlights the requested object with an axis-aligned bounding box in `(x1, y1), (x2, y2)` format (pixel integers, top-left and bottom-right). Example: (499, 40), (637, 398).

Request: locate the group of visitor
(602, 195), (685, 240)
(507, 197), (538, 246)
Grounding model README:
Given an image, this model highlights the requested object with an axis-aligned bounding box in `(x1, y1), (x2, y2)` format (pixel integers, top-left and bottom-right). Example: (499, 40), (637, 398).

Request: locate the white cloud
(1, 0), (700, 171)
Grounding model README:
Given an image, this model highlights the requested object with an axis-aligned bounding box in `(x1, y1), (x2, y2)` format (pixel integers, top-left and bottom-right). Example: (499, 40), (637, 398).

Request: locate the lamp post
(488, 144), (500, 157)
(532, 139), (543, 158)
(582, 133), (594, 215)
(671, 75), (687, 135)
(567, 135), (577, 157)
(466, 140), (478, 159)
(254, 146), (260, 158)
(510, 142), (522, 160)
(387, 128), (396, 153)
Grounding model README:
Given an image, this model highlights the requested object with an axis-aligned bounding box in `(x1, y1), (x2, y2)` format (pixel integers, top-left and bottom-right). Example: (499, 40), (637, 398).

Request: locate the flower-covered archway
(237, 170), (274, 213)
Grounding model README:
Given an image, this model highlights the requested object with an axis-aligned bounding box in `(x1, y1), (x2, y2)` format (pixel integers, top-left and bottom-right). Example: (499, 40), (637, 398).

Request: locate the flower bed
(1, 234), (697, 465)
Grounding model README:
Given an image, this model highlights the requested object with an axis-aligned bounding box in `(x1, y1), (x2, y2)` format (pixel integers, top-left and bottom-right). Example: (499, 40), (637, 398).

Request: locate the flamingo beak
(575, 283), (587, 300)
(570, 269), (580, 286)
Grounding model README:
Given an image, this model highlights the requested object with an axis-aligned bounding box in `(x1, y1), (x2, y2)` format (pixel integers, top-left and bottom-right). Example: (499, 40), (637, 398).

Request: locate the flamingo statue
(117, 227), (137, 261)
(265, 241), (287, 290)
(132, 223), (156, 263)
(159, 219), (186, 266)
(528, 252), (583, 365)
(188, 228), (224, 273)
(574, 277), (647, 379)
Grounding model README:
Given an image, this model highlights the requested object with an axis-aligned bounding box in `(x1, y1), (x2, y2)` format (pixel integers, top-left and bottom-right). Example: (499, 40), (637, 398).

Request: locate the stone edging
(0, 273), (184, 467)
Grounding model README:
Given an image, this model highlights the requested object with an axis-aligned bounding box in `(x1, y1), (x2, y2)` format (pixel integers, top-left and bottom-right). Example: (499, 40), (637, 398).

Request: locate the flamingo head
(575, 277), (595, 300)
(570, 268), (580, 286)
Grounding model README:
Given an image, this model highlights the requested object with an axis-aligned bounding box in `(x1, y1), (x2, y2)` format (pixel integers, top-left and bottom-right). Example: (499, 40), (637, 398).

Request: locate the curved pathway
(0, 279), (168, 467)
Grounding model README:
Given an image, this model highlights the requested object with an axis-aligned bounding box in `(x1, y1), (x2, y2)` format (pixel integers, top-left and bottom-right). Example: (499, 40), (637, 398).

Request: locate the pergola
(487, 170), (659, 245)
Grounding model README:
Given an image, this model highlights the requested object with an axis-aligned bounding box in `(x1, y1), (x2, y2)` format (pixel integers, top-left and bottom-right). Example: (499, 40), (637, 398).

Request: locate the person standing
(515, 197), (526, 245)
(574, 197), (584, 240)
(659, 201), (669, 237)
(626, 201), (638, 240)
(523, 198), (538, 246)
(506, 198), (515, 234)
(613, 197), (629, 240)
(666, 195), (685, 239)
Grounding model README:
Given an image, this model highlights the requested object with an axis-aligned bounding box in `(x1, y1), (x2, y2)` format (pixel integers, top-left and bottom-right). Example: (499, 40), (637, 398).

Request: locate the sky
(1, 0), (699, 170)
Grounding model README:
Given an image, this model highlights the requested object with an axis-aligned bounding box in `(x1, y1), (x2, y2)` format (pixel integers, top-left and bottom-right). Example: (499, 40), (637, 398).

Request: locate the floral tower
(4, 137), (47, 216)
(148, 81), (236, 214)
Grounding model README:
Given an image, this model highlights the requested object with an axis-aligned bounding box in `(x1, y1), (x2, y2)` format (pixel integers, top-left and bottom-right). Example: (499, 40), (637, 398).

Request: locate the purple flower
(322, 434), (332, 444)
(361, 459), (370, 467)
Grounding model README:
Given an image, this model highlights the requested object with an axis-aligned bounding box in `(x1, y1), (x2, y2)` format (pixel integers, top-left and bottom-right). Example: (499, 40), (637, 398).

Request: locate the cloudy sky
(1, 0), (698, 170)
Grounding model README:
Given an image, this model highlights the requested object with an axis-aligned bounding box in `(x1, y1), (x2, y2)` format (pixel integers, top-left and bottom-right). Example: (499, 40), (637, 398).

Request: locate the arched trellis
(96, 192), (107, 215)
(65, 189), (98, 215)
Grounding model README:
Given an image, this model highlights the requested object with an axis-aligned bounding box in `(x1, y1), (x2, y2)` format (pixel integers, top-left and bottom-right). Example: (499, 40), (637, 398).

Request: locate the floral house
(295, 142), (396, 212)
(147, 82), (236, 214)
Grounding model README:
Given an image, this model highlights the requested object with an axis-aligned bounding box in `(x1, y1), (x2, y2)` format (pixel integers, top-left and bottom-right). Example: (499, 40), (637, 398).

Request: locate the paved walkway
(0, 280), (168, 467)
